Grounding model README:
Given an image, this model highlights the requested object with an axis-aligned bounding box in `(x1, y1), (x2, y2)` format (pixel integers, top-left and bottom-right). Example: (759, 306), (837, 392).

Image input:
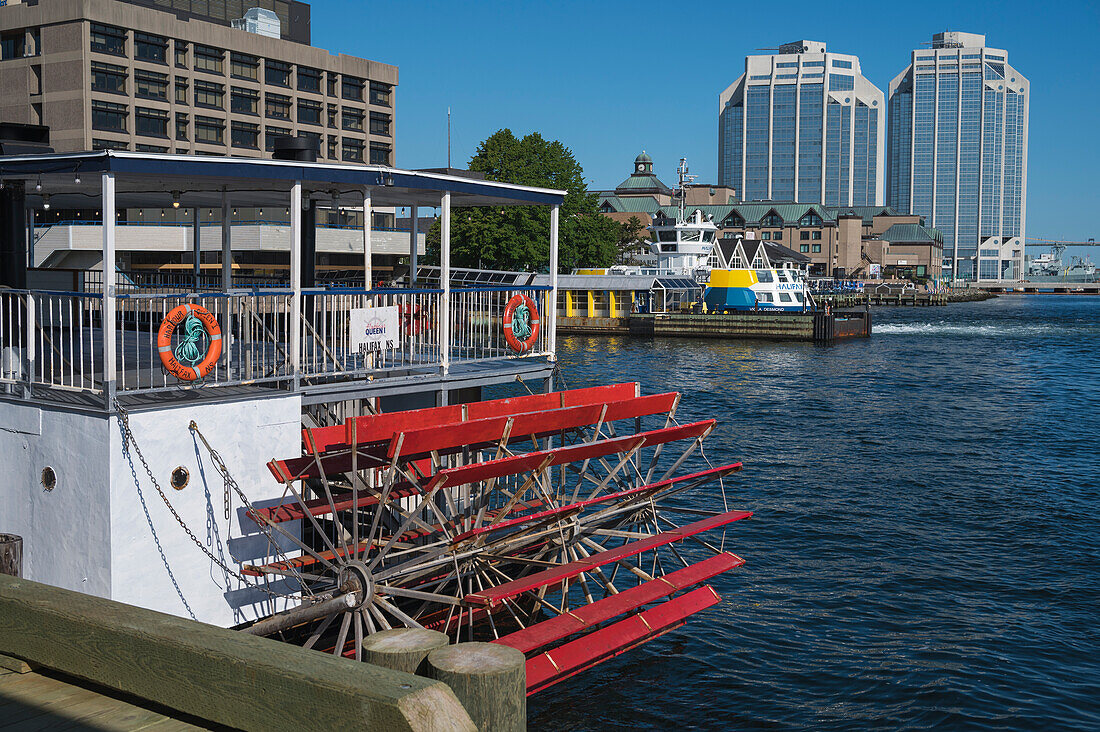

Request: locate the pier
(626, 309), (871, 343)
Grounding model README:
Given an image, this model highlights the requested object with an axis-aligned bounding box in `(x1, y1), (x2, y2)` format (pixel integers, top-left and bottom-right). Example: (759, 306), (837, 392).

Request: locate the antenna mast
(676, 158), (696, 224)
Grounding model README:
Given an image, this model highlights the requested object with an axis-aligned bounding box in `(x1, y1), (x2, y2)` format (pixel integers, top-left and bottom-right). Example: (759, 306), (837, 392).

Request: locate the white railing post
(439, 192), (451, 378)
(24, 293), (35, 398)
(409, 204), (418, 286)
(363, 188), (372, 288)
(290, 181), (302, 390)
(102, 173), (116, 408)
(549, 204), (559, 360)
(221, 190), (232, 379)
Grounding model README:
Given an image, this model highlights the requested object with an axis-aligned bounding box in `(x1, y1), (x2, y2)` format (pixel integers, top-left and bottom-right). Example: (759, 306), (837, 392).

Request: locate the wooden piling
(426, 642), (526, 732)
(361, 628), (451, 675)
(0, 534), (21, 577)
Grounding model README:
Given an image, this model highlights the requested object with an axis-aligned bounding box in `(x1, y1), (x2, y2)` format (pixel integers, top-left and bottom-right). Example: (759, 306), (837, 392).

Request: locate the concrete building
(887, 31), (1028, 282)
(0, 0), (396, 165)
(719, 40), (885, 207)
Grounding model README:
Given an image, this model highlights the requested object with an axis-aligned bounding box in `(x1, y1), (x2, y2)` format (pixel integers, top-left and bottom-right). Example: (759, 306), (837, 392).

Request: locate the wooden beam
(0, 574), (475, 732)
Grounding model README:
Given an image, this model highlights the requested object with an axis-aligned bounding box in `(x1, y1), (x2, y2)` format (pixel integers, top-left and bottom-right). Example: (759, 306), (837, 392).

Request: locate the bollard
(0, 535), (21, 577)
(360, 628), (450, 675)
(425, 642), (525, 732)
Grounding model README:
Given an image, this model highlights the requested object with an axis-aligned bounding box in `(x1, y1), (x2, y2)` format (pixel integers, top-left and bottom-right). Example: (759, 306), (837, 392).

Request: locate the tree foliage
(426, 130), (619, 272)
(616, 215), (651, 265)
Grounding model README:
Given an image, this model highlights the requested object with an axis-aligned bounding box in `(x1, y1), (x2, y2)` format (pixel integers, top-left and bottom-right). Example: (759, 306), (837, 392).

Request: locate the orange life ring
(502, 294), (540, 354)
(157, 304), (222, 381)
(400, 302), (426, 335)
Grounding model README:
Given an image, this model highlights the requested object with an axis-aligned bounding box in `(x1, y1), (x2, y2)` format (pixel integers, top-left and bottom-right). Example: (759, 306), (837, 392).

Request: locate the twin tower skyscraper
(718, 32), (1029, 281)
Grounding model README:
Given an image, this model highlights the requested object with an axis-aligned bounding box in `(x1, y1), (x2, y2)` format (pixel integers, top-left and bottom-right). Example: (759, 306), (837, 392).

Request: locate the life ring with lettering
(502, 294), (540, 354)
(157, 304), (222, 381)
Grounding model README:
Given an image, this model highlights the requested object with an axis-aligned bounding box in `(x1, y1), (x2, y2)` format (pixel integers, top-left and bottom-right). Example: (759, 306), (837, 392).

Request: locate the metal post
(102, 173), (117, 408)
(549, 204), (559, 359)
(439, 192), (450, 378)
(363, 188), (372, 288)
(221, 191), (231, 290)
(409, 204), (418, 286)
(290, 181), (302, 390)
(191, 206), (201, 290)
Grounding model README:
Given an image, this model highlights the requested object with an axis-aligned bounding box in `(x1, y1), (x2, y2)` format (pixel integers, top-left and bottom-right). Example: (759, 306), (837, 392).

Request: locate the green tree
(616, 215), (651, 265)
(426, 130), (619, 272)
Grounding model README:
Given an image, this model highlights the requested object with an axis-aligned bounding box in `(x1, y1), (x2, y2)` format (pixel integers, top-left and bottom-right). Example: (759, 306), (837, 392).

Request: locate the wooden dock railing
(0, 573), (476, 731)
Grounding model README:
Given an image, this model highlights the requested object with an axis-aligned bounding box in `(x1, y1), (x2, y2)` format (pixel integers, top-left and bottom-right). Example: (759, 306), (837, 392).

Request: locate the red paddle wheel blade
(524, 586), (723, 695)
(492, 551), (744, 654)
(465, 509), (752, 608)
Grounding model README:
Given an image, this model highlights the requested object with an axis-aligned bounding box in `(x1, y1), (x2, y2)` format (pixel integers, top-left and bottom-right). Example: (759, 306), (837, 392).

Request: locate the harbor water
(528, 295), (1099, 730)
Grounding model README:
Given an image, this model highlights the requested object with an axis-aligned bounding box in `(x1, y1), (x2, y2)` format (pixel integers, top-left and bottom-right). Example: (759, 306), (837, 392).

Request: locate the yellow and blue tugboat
(703, 238), (815, 312)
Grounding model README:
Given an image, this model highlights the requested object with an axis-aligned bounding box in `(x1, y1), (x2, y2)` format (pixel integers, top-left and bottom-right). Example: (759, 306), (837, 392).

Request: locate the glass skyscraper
(887, 32), (1028, 282)
(719, 40), (885, 207)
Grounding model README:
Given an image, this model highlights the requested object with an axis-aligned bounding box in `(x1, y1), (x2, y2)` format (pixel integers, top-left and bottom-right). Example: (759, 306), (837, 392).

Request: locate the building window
(1, 32), (25, 60)
(230, 53), (259, 80)
(369, 81), (392, 107)
(266, 59), (291, 87)
(342, 107), (364, 131)
(135, 143), (168, 153)
(231, 121), (260, 149)
(91, 61), (127, 94)
(327, 72), (338, 96)
(829, 74), (854, 91)
(194, 80), (224, 109)
(342, 137), (364, 162)
(327, 135), (338, 159)
(135, 107), (169, 138)
(90, 23), (126, 56)
(92, 100), (128, 132)
(327, 104), (338, 128)
(231, 87), (259, 115)
(174, 41), (187, 68)
(800, 231), (810, 240)
(298, 130), (321, 152)
(195, 116), (224, 145)
(369, 111), (391, 136)
(800, 244), (810, 253)
(799, 212), (823, 226)
(134, 32), (167, 64)
(135, 69), (169, 100)
(761, 231), (772, 240)
(761, 213), (782, 227)
(812, 243), (822, 253)
(176, 113), (188, 141)
(812, 231), (822, 240)
(831, 59), (853, 69)
(265, 93), (292, 119)
(265, 126), (291, 152)
(342, 75), (364, 101)
(298, 98), (322, 125)
(194, 44), (224, 74)
(369, 142), (390, 165)
(298, 66), (321, 93)
(92, 138), (129, 151)
(175, 78), (188, 103)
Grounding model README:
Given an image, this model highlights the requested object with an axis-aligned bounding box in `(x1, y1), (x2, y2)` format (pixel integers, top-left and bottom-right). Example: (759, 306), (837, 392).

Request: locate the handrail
(34, 220), (411, 233)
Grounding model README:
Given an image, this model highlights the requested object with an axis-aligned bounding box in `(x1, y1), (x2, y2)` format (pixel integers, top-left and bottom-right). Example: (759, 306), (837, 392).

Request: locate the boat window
(755, 270), (774, 283)
(778, 292), (792, 302)
(658, 230), (677, 242)
(682, 230), (702, 242)
(794, 292), (804, 302)
(758, 292), (773, 302)
(777, 270), (790, 282)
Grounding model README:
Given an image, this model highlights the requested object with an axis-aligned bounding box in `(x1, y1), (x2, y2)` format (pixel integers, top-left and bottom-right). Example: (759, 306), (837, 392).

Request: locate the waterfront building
(887, 31), (1028, 281)
(718, 41), (885, 207)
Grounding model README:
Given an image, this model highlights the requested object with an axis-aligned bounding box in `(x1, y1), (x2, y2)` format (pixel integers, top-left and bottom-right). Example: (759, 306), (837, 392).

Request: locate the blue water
(528, 296), (1100, 730)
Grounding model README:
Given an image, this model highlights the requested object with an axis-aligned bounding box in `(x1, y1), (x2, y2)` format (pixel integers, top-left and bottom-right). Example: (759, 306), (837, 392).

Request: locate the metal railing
(0, 285), (554, 404)
(450, 287), (553, 362)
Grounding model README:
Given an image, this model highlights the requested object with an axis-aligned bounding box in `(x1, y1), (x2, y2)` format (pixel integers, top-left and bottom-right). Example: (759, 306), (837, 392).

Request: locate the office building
(719, 40), (885, 207)
(887, 31), (1028, 281)
(0, 0), (395, 165)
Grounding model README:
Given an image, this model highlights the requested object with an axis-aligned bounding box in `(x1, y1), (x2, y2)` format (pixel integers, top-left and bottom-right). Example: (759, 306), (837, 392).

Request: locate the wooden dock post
(0, 534), (21, 577)
(426, 642), (526, 732)
(361, 628), (451, 675)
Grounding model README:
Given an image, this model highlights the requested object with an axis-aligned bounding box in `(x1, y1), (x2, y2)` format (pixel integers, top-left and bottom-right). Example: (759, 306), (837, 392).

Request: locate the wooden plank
(493, 552), (744, 654)
(465, 509), (752, 607)
(0, 574), (476, 732)
(0, 654), (33, 674)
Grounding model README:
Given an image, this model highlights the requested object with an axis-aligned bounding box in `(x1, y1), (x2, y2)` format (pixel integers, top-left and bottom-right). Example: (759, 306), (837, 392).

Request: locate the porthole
(170, 466), (190, 490)
(41, 466), (56, 491)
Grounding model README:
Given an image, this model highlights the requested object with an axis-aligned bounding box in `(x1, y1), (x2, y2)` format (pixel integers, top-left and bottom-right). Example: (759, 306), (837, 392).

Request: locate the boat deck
(0, 664), (216, 731)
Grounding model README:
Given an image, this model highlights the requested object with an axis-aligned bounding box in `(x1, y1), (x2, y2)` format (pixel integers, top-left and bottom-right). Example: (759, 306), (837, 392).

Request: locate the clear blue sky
(315, 0), (1100, 257)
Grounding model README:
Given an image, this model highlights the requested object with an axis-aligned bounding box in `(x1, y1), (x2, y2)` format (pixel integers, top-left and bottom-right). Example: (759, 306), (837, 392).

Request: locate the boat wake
(875, 322), (1065, 337)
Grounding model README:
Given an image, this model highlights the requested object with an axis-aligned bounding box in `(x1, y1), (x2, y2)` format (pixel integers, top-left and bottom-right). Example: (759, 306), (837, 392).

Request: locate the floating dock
(559, 310), (871, 343)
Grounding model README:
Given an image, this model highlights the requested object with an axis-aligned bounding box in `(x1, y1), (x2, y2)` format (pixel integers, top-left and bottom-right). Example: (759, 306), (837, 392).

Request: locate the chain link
(113, 399), (302, 601)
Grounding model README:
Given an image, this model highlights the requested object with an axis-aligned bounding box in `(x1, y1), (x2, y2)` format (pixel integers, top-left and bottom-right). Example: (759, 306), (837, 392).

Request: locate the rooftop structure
(887, 32), (1028, 281)
(719, 40), (885, 207)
